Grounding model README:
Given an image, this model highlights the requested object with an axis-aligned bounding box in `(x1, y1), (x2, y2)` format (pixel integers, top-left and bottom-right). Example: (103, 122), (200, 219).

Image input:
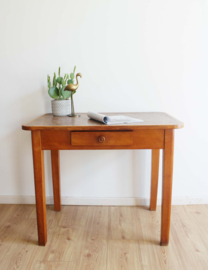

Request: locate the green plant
(47, 66), (76, 100)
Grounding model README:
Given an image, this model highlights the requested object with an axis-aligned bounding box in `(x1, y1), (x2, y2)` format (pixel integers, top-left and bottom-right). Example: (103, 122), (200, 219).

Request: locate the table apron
(40, 129), (165, 150)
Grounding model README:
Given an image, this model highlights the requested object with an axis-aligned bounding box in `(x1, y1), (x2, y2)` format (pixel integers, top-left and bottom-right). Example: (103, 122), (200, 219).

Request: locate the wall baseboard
(0, 196), (207, 205)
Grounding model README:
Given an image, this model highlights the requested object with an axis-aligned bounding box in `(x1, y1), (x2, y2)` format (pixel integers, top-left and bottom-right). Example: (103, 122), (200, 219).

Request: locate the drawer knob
(98, 136), (105, 143)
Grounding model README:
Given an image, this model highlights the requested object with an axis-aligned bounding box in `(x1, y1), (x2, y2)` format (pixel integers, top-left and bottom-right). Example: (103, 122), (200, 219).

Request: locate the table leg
(150, 149), (160, 211)
(32, 131), (47, 246)
(161, 129), (174, 246)
(51, 150), (61, 211)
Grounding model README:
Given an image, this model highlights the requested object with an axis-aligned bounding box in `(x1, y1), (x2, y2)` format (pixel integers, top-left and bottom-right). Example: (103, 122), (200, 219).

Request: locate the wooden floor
(0, 204), (208, 270)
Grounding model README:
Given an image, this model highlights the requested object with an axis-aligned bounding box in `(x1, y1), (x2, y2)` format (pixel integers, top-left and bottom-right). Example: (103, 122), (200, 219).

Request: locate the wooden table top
(22, 112), (183, 131)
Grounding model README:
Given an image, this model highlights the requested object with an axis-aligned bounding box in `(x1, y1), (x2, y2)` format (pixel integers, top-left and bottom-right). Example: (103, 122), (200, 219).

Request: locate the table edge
(22, 124), (184, 131)
(22, 113), (184, 131)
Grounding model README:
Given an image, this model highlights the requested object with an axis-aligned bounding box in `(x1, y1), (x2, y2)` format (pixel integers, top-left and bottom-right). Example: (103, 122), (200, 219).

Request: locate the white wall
(0, 0), (208, 205)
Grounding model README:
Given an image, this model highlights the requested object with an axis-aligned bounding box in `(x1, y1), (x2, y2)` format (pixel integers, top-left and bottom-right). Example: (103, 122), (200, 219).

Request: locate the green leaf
(56, 77), (63, 84)
(67, 79), (74, 85)
(73, 66), (76, 73)
(48, 87), (59, 99)
(61, 78), (65, 86)
(53, 73), (57, 86)
(47, 75), (51, 89)
(58, 86), (62, 97)
(70, 73), (74, 80)
(58, 67), (61, 77)
(61, 85), (72, 99)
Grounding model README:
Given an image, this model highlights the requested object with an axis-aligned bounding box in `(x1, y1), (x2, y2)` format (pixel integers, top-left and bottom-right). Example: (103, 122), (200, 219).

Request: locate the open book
(87, 112), (143, 125)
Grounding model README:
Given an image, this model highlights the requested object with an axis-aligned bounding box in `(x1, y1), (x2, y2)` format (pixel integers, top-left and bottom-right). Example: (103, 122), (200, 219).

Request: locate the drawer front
(71, 131), (133, 146)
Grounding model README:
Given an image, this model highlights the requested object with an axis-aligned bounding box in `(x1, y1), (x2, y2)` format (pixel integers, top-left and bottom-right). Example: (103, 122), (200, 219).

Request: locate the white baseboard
(0, 196), (208, 205)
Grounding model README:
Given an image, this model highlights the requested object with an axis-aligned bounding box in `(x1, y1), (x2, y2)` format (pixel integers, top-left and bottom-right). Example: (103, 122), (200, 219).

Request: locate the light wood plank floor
(0, 204), (208, 270)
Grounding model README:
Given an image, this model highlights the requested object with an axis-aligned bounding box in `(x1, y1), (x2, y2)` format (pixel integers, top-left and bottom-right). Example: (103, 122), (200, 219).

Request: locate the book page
(87, 112), (143, 125)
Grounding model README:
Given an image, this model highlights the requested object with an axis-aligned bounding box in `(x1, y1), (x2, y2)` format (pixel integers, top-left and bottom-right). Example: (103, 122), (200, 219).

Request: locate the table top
(22, 112), (184, 131)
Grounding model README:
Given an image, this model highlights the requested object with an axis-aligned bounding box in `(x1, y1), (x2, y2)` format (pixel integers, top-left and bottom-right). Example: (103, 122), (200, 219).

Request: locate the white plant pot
(51, 100), (71, 116)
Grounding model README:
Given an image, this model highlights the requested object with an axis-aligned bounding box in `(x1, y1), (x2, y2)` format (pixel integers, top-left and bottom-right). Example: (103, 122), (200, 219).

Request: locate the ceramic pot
(51, 100), (70, 116)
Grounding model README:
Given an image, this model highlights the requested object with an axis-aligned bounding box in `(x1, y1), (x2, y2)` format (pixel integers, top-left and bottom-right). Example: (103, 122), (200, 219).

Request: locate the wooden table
(22, 112), (183, 246)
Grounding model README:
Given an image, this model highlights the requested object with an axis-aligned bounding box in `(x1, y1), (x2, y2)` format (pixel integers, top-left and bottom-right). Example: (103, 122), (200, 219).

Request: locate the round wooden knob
(98, 136), (105, 143)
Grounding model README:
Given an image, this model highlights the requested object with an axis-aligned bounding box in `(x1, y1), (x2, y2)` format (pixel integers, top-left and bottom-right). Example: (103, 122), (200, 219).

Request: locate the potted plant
(47, 66), (76, 116)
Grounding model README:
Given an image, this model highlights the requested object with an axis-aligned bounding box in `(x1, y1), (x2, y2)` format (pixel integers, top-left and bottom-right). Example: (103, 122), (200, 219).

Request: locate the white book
(87, 111), (143, 125)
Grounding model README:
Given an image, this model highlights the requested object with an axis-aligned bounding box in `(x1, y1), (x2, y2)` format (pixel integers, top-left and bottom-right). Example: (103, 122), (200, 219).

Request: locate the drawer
(71, 131), (133, 146)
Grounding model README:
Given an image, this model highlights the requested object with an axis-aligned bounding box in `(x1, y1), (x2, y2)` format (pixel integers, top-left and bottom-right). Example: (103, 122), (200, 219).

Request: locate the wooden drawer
(71, 131), (133, 146)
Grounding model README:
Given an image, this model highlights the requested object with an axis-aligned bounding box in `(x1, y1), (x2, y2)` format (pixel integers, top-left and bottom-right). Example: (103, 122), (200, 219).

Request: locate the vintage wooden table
(22, 112), (183, 246)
